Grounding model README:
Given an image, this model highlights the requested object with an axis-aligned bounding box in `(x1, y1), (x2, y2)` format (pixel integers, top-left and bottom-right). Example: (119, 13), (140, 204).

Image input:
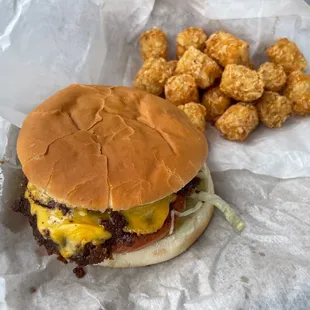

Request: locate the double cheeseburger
(13, 84), (240, 276)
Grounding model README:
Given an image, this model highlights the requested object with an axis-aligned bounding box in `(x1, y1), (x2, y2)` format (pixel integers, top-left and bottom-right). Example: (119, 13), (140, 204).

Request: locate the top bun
(17, 85), (208, 211)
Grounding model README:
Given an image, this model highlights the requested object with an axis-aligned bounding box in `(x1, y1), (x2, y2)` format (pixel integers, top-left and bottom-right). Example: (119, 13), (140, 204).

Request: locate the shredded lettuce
(174, 201), (203, 217)
(169, 210), (175, 235)
(169, 165), (244, 235)
(190, 192), (244, 232)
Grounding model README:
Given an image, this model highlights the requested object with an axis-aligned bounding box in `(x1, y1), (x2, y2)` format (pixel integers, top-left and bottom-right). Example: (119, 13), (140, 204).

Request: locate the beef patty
(12, 177), (199, 277)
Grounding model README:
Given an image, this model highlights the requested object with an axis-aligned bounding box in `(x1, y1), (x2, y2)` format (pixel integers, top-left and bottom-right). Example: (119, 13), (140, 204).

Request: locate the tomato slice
(171, 194), (185, 212)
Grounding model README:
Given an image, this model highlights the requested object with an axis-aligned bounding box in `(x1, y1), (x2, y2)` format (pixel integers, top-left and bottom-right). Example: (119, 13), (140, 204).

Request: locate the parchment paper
(1, 0), (310, 309)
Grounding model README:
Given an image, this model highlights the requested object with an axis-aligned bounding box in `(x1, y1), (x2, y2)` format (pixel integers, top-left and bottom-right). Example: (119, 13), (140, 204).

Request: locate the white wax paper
(1, 0), (310, 309)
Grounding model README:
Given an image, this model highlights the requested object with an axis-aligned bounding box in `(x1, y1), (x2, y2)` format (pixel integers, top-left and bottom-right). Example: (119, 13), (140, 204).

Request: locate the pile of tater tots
(133, 27), (309, 141)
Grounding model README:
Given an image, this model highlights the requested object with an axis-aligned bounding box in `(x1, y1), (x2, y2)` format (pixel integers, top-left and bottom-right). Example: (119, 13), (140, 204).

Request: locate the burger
(12, 84), (242, 277)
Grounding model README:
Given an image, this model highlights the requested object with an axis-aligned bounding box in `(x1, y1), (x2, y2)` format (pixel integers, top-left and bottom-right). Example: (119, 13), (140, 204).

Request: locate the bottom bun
(100, 166), (214, 268)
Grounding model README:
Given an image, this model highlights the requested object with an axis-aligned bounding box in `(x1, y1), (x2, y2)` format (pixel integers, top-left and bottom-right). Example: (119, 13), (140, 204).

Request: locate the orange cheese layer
(26, 183), (173, 258)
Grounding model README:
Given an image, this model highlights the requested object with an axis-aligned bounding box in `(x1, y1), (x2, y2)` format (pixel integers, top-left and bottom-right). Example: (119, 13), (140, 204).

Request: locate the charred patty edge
(11, 177), (200, 276)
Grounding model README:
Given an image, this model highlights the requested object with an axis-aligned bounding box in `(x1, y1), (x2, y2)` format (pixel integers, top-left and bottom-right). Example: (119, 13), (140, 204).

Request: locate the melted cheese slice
(26, 184), (172, 258)
(26, 190), (111, 258)
(27, 183), (52, 205)
(121, 195), (173, 235)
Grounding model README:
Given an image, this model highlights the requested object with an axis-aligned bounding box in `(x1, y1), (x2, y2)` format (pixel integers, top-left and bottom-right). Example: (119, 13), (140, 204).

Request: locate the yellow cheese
(121, 195), (173, 235)
(26, 190), (111, 258)
(26, 183), (173, 258)
(27, 183), (52, 205)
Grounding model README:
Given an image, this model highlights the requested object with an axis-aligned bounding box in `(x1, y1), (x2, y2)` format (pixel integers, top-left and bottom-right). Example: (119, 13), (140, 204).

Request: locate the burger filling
(12, 177), (200, 271)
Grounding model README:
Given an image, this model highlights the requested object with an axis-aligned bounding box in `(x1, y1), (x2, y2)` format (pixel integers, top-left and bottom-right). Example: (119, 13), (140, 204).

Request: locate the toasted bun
(100, 166), (214, 267)
(17, 84), (208, 211)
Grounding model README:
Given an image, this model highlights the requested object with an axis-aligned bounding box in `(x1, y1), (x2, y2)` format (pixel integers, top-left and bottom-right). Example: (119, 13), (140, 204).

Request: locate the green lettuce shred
(191, 192), (244, 232)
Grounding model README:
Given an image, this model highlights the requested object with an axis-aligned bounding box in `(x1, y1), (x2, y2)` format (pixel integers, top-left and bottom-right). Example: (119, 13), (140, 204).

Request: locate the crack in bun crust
(17, 85), (208, 211)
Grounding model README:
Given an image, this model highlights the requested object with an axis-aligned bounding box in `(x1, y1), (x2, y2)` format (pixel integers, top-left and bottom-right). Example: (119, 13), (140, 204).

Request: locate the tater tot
(133, 57), (171, 95)
(165, 74), (199, 106)
(178, 102), (206, 132)
(215, 103), (259, 141)
(284, 71), (310, 115)
(167, 60), (178, 76)
(220, 64), (264, 102)
(256, 91), (292, 128)
(286, 70), (304, 85)
(176, 46), (222, 89)
(201, 86), (232, 122)
(139, 27), (168, 61)
(204, 31), (249, 67)
(258, 62), (287, 92)
(266, 38), (307, 73)
(176, 27), (207, 59)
